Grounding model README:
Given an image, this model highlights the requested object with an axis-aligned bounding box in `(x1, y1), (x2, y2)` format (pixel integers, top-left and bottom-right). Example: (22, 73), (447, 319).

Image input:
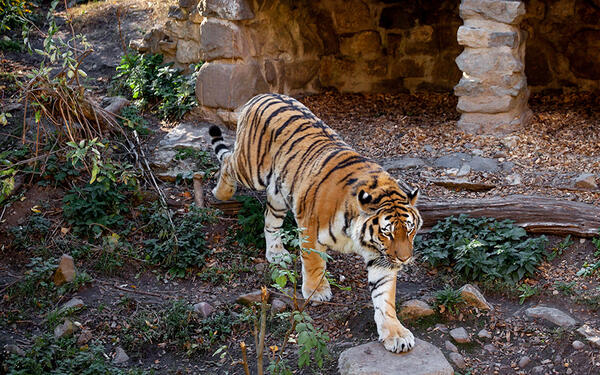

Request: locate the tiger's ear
(407, 188), (419, 206)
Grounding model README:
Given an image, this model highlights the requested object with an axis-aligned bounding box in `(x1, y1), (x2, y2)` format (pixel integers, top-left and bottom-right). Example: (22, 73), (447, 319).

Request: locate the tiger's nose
(398, 254), (412, 262)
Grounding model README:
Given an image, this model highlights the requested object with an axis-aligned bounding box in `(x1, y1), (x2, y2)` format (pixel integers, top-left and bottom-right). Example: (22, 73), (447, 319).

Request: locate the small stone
(574, 173), (598, 189)
(532, 365), (545, 374)
(271, 298), (287, 314)
(484, 344), (497, 353)
(448, 352), (466, 369)
(77, 329), (93, 346)
(457, 164), (471, 177)
(338, 339), (454, 375)
(113, 346), (129, 364)
(254, 263), (266, 273)
(104, 97), (130, 115)
(459, 284), (493, 311)
(477, 329), (492, 340)
(193, 302), (215, 318)
(450, 327), (471, 343)
(501, 135), (519, 149)
(445, 340), (458, 352)
(53, 254), (76, 286)
(566, 368), (573, 374)
(435, 323), (449, 333)
(236, 290), (269, 306)
(399, 299), (435, 320)
(54, 319), (78, 339)
(60, 297), (85, 312)
(506, 173), (522, 185)
(576, 325), (600, 348)
(572, 340), (585, 350)
(525, 306), (577, 327)
(519, 356), (531, 368)
(4, 344), (26, 356)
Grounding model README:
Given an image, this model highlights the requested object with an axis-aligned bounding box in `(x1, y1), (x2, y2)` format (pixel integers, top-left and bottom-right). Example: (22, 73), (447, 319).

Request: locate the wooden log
(417, 195), (600, 238)
(209, 195), (600, 238)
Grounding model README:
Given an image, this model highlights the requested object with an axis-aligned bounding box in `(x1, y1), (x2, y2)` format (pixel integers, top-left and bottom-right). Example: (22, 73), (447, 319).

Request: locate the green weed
(111, 52), (200, 120)
(416, 215), (548, 284)
(4, 333), (148, 375)
(434, 286), (464, 315)
(517, 283), (540, 305)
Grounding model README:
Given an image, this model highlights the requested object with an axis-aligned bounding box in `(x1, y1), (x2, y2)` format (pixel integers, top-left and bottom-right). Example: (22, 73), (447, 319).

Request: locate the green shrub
(416, 215), (548, 284)
(434, 286), (464, 315)
(4, 333), (146, 375)
(9, 214), (51, 249)
(62, 181), (132, 238)
(0, 0), (32, 33)
(112, 52), (200, 120)
(143, 204), (218, 277)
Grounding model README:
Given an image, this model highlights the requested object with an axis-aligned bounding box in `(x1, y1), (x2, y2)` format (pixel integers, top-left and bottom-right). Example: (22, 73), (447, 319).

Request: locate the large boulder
(338, 340), (453, 375)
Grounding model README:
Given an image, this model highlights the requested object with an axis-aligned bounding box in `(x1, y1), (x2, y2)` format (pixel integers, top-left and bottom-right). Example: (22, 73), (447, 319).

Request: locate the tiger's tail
(209, 125), (231, 163)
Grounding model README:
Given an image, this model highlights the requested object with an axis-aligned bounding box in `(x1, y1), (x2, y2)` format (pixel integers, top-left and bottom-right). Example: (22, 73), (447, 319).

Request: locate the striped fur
(210, 93), (422, 353)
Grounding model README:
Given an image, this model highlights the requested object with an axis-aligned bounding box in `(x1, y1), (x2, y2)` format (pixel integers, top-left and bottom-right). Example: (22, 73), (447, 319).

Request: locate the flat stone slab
(338, 339), (453, 375)
(525, 306), (577, 327)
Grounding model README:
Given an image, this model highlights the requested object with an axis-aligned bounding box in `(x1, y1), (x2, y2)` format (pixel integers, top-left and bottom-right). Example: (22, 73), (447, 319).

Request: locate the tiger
(208, 93), (422, 353)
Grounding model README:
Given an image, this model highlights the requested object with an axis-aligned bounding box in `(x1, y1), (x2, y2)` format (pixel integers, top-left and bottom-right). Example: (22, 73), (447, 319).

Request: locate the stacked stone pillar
(454, 0), (532, 135)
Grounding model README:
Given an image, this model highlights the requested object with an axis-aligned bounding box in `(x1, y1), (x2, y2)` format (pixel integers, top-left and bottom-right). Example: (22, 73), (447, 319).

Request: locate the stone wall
(132, 0), (463, 125)
(523, 0), (600, 93)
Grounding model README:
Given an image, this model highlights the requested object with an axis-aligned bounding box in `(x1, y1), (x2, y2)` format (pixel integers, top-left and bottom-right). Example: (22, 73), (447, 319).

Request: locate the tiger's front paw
(302, 278), (332, 303)
(379, 321), (415, 353)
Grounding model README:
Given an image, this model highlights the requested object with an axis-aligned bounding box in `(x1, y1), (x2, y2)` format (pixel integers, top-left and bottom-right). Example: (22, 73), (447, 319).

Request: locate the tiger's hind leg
(298, 226), (332, 302)
(264, 192), (290, 263)
(212, 154), (237, 201)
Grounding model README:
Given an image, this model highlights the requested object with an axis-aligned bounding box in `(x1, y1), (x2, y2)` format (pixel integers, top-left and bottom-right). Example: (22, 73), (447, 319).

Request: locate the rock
(53, 254), (76, 286)
(60, 298), (85, 312)
(236, 290), (269, 306)
(176, 39), (201, 64)
(518, 356), (531, 368)
(382, 157), (426, 171)
(448, 352), (466, 369)
(460, 0), (526, 24)
(532, 365), (545, 374)
(271, 298), (287, 314)
(572, 340), (585, 350)
(477, 329), (492, 340)
(196, 62), (268, 110)
(168, 5), (187, 20)
(103, 97), (130, 115)
(456, 164), (471, 177)
(435, 324), (449, 333)
(576, 324), (600, 348)
(193, 302), (215, 318)
(54, 319), (78, 339)
(483, 344), (497, 353)
(198, 18), (246, 61)
(398, 299), (435, 320)
(433, 153), (470, 169)
(444, 340), (458, 353)
(77, 329), (93, 346)
(469, 156), (500, 173)
(113, 346), (129, 364)
(525, 306), (577, 327)
(501, 135), (519, 149)
(338, 340), (453, 375)
(450, 327), (471, 344)
(198, 0), (254, 20)
(459, 284), (493, 311)
(4, 344), (26, 356)
(340, 31), (382, 59)
(574, 174), (598, 189)
(506, 173), (522, 185)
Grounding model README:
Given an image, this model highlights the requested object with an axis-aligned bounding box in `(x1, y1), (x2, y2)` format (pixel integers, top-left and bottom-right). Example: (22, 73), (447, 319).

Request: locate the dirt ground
(1, 1), (600, 375)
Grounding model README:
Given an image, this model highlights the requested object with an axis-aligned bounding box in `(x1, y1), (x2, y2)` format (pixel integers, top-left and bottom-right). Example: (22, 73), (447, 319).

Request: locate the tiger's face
(356, 185), (421, 269)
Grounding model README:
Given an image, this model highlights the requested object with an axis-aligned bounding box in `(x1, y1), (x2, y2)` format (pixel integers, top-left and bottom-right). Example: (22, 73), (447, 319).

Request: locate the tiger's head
(354, 180), (422, 269)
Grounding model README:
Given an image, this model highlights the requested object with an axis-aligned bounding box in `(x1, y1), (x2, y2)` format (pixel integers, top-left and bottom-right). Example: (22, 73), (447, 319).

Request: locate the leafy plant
(174, 147), (218, 176)
(417, 215), (548, 284)
(112, 52), (200, 120)
(434, 286), (464, 315)
(547, 235), (573, 261)
(577, 232), (600, 277)
(554, 281), (576, 296)
(0, 0), (32, 34)
(517, 283), (540, 305)
(4, 333), (147, 375)
(235, 195), (266, 249)
(143, 204), (218, 277)
(119, 105), (151, 135)
(9, 214), (51, 249)
(6, 257), (90, 310)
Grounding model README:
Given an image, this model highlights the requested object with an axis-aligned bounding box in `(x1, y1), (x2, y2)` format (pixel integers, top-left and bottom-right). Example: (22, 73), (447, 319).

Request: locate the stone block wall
(132, 0), (463, 125)
(523, 0), (600, 93)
